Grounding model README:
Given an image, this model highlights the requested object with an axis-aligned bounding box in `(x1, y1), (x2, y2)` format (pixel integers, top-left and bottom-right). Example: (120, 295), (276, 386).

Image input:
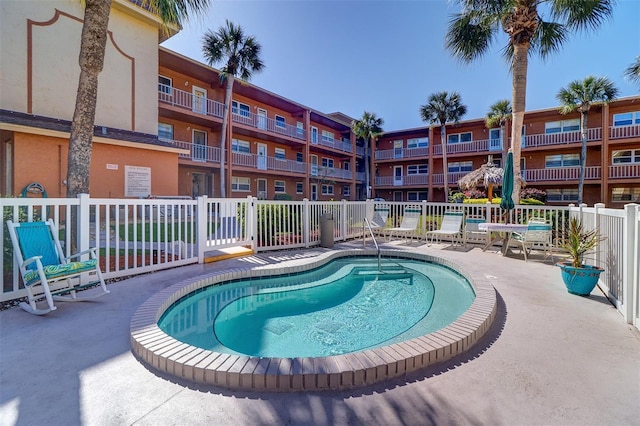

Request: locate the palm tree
(446, 0), (614, 204)
(557, 76), (618, 204)
(202, 20), (264, 198)
(485, 99), (512, 166)
(351, 112), (384, 199)
(624, 56), (640, 87)
(419, 92), (467, 199)
(66, 0), (210, 198)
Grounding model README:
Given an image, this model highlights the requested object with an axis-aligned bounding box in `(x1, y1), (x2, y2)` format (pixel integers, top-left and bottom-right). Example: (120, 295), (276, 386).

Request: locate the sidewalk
(1, 242), (638, 425)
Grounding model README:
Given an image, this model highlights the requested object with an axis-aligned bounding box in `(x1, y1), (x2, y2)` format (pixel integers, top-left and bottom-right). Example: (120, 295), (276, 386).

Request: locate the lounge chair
(385, 207), (421, 242)
(6, 219), (109, 315)
(426, 211), (464, 246)
(507, 220), (555, 262)
(464, 215), (488, 246)
(367, 204), (390, 234)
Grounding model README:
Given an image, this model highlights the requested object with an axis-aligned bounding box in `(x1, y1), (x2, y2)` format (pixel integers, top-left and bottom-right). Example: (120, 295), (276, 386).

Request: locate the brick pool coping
(130, 249), (497, 391)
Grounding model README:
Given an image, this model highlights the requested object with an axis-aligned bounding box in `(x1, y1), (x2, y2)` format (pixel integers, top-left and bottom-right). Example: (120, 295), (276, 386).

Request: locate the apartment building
(375, 96), (640, 206)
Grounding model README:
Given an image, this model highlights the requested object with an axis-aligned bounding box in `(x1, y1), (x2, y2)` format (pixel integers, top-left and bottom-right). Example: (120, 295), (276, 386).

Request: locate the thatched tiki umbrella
(457, 161), (504, 202)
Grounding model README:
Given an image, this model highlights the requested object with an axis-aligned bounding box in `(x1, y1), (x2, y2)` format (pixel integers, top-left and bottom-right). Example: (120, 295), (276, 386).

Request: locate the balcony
(432, 172), (469, 186)
(376, 146), (429, 160)
(310, 166), (352, 180)
(356, 172), (366, 181)
(168, 139), (221, 163)
(610, 124), (640, 140)
(609, 164), (640, 179)
(232, 152), (306, 174)
(158, 86), (224, 119)
(375, 174), (429, 187)
(232, 112), (306, 141)
(523, 166), (602, 182)
(433, 139), (496, 156)
(312, 136), (353, 154)
(522, 128), (602, 148)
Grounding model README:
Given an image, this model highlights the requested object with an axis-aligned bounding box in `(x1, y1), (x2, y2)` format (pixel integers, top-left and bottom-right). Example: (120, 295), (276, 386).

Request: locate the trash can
(319, 213), (334, 248)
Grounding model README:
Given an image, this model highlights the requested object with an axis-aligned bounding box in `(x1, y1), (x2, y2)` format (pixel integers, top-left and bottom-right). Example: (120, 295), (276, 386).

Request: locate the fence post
(196, 196), (207, 264)
(594, 203), (604, 267)
(622, 203), (639, 324)
(421, 200), (427, 241)
(248, 196), (256, 252)
(341, 199), (347, 242)
(77, 193), (90, 259)
(303, 198), (310, 248)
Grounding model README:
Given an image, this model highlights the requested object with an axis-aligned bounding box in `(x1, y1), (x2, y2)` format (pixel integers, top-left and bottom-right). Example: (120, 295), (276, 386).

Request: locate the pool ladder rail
(363, 217), (381, 271)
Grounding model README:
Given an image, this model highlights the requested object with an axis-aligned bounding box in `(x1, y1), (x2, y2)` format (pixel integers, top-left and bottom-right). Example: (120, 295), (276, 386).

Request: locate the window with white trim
(322, 184), (334, 195)
(408, 191), (428, 201)
(448, 132), (472, 144)
(343, 186), (351, 197)
(612, 149), (640, 164)
(296, 152), (303, 162)
(275, 148), (286, 160)
(158, 75), (172, 95)
(274, 180), (285, 193)
(232, 177), (250, 192)
(231, 139), (250, 153)
(322, 158), (334, 168)
(297, 121), (304, 135)
(612, 111), (640, 127)
(547, 188), (578, 202)
(545, 119), (580, 134)
(311, 126), (318, 143)
(545, 154), (579, 168)
(407, 137), (429, 148)
(612, 187), (640, 202)
(158, 123), (173, 140)
(296, 182), (303, 194)
(448, 161), (473, 172)
(321, 130), (334, 143)
(231, 101), (250, 118)
(407, 164), (428, 175)
(275, 115), (286, 129)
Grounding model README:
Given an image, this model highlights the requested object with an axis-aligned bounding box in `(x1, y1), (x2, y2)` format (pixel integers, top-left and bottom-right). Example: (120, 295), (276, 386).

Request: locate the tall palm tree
(624, 56), (640, 87)
(351, 112), (384, 199)
(557, 76), (618, 204)
(446, 0), (614, 204)
(202, 20), (264, 198)
(67, 0), (210, 198)
(485, 99), (512, 166)
(419, 92), (467, 199)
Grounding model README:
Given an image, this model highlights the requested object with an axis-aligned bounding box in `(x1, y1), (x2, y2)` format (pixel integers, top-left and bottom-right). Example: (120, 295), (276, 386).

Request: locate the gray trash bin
(319, 213), (334, 248)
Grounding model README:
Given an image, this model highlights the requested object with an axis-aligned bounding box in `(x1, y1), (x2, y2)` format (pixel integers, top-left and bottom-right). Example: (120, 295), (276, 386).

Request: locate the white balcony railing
(524, 166), (602, 182)
(519, 128), (602, 148)
(168, 139), (221, 163)
(610, 124), (640, 140)
(311, 166), (352, 180)
(158, 85), (224, 118)
(232, 152), (306, 174)
(376, 146), (429, 160)
(433, 139), (491, 156)
(432, 172), (468, 185)
(608, 164), (640, 179)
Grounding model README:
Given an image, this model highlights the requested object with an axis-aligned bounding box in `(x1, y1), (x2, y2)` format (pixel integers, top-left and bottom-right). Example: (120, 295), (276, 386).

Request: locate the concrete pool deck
(1, 241), (639, 425)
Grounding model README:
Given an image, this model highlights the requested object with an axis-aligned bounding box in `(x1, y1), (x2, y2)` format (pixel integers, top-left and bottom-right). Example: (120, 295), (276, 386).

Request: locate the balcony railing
(609, 164), (640, 179)
(310, 166), (352, 180)
(158, 85), (224, 118)
(432, 172), (469, 186)
(524, 166), (601, 182)
(232, 152), (306, 174)
(356, 172), (365, 181)
(376, 146), (429, 160)
(433, 139), (494, 156)
(519, 128), (602, 148)
(168, 138), (221, 163)
(375, 174), (429, 186)
(232, 112), (306, 141)
(610, 124), (640, 140)
(313, 136), (353, 153)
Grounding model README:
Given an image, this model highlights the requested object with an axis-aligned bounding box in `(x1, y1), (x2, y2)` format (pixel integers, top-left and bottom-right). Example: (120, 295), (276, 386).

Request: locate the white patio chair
(385, 207), (421, 242)
(507, 221), (555, 262)
(368, 205), (390, 235)
(464, 215), (487, 247)
(426, 211), (464, 246)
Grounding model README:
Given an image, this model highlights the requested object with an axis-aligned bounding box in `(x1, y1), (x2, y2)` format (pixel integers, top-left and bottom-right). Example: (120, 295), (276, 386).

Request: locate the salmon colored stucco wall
(12, 132), (178, 198)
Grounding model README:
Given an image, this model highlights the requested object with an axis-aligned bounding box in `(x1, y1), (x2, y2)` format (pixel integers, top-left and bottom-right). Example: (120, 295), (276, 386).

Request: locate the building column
(601, 103), (610, 205)
(304, 109), (311, 199)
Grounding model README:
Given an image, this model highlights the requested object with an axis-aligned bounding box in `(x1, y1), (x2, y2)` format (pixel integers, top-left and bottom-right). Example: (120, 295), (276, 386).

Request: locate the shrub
(521, 187), (546, 202)
(273, 193), (293, 201)
(449, 192), (466, 203)
(463, 188), (486, 199)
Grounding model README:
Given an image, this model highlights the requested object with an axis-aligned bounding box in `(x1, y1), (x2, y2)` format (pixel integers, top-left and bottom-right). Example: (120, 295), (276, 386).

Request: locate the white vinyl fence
(2, 196), (638, 330)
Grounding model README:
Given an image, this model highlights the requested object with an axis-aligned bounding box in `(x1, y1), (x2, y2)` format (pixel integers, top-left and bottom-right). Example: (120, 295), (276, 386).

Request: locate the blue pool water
(158, 257), (475, 358)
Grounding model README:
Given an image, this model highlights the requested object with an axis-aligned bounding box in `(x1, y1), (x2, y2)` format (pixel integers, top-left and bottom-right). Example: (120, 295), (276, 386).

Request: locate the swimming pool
(130, 249), (497, 391)
(158, 257), (475, 358)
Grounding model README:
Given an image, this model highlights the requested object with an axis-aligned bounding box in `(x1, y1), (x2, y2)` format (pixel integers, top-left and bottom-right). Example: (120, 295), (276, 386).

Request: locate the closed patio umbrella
(500, 149), (515, 220)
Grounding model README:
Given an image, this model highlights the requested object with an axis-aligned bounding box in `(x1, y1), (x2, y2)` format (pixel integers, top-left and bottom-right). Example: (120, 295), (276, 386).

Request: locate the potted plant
(556, 217), (605, 296)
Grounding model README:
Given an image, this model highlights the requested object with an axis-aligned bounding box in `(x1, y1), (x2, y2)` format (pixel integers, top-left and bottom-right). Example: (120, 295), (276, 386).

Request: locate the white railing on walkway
(608, 164), (640, 179)
(524, 166), (602, 182)
(2, 196), (637, 330)
(609, 124), (640, 140)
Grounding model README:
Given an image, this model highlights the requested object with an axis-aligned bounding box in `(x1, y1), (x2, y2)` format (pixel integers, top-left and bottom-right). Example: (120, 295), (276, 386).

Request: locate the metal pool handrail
(363, 217), (381, 271)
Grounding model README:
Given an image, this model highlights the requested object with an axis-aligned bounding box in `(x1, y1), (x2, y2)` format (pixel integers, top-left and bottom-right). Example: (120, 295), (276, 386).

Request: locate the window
(311, 126), (318, 144)
(547, 189), (579, 202)
(232, 177), (250, 192)
(231, 101), (250, 118)
(448, 161), (473, 173)
(343, 186), (351, 197)
(408, 191), (428, 201)
(322, 184), (334, 195)
(296, 182), (303, 194)
(297, 121), (304, 135)
(612, 149), (640, 164)
(545, 154), (579, 168)
(296, 152), (303, 162)
(612, 187), (640, 202)
(158, 75), (172, 95)
(275, 115), (286, 129)
(231, 139), (250, 153)
(545, 119), (580, 134)
(407, 137), (429, 148)
(274, 180), (285, 193)
(275, 148), (286, 160)
(322, 158), (334, 168)
(407, 164), (428, 175)
(613, 111), (640, 127)
(321, 130), (334, 143)
(448, 132), (472, 144)
(158, 123), (173, 140)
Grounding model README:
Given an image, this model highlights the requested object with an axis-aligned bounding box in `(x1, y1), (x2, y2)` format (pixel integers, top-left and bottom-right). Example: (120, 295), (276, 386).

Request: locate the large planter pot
(557, 262), (604, 296)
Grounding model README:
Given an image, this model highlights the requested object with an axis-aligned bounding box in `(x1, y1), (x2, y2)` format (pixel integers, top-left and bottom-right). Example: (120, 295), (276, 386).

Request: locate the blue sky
(161, 0), (640, 131)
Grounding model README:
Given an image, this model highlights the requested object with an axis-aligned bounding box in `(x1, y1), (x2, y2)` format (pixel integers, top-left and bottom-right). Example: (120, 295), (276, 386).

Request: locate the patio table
(478, 223), (528, 256)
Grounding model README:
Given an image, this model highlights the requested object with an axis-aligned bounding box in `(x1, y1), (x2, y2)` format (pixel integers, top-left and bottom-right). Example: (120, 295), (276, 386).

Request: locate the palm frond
(557, 75), (619, 113)
(142, 0), (211, 27)
(446, 11), (497, 62)
(624, 56), (640, 85)
(420, 91), (467, 125)
(550, 0), (614, 32)
(530, 20), (568, 59)
(486, 99), (512, 127)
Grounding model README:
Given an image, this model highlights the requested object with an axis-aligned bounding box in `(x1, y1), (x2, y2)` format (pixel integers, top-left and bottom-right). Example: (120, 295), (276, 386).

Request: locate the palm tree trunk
(578, 110), (588, 204)
(66, 0), (112, 198)
(510, 42), (529, 205)
(441, 124), (449, 200)
(219, 75), (234, 198)
(364, 137), (370, 199)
